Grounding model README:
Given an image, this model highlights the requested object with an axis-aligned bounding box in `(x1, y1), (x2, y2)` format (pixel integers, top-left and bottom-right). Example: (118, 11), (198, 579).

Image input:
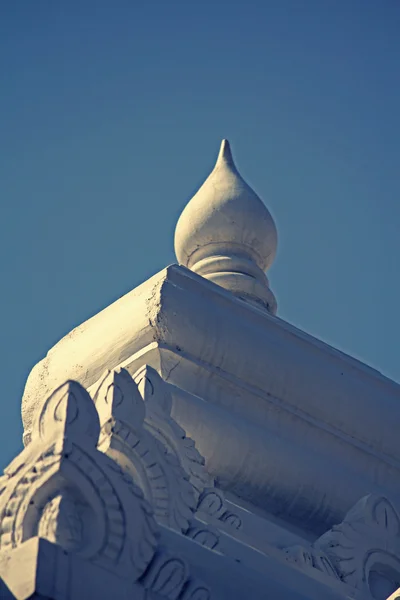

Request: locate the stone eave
(22, 264), (400, 461)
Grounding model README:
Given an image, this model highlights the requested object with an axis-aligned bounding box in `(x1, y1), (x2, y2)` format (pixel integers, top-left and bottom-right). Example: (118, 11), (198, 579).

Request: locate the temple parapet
(9, 140), (400, 599)
(6, 366), (400, 599)
(0, 373), (212, 599)
(21, 262), (400, 537)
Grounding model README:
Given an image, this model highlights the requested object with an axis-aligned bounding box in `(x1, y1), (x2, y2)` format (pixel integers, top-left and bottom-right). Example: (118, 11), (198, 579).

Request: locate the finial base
(192, 254), (277, 314)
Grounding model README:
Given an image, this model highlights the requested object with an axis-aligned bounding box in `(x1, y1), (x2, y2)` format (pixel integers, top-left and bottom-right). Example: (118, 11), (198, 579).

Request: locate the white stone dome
(174, 139), (278, 313)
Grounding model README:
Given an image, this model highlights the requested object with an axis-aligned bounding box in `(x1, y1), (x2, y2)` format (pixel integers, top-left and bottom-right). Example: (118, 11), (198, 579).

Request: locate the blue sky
(0, 1), (399, 467)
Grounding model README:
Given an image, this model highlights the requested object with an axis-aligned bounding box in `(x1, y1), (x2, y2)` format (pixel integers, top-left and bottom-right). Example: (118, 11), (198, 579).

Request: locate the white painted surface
(5, 141), (400, 599)
(21, 264), (400, 536)
(175, 140), (277, 312)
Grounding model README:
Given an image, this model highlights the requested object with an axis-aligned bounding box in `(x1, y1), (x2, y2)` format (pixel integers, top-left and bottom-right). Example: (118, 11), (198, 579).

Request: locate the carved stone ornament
(283, 544), (339, 581)
(92, 368), (196, 533)
(133, 365), (213, 501)
(133, 365), (241, 530)
(141, 548), (211, 600)
(0, 380), (159, 582)
(186, 524), (220, 550)
(196, 488), (242, 531)
(315, 494), (400, 600)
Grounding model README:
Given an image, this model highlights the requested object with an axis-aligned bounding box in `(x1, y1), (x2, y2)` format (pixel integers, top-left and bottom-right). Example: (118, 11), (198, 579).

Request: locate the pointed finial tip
(217, 138), (234, 167)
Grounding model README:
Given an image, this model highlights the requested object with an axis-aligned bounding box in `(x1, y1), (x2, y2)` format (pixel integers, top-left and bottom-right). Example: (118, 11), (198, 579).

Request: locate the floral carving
(132, 365), (241, 531)
(133, 365), (213, 501)
(219, 511), (242, 530)
(0, 376), (216, 598)
(196, 488), (242, 531)
(181, 580), (212, 600)
(186, 525), (220, 550)
(283, 544), (339, 581)
(315, 494), (400, 599)
(141, 550), (212, 600)
(0, 380), (159, 582)
(37, 492), (84, 552)
(197, 488), (225, 520)
(92, 368), (196, 533)
(142, 552), (189, 599)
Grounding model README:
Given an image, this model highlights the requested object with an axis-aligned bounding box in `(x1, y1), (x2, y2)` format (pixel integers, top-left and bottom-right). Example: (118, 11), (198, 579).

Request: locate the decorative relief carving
(219, 511), (242, 530)
(92, 368), (196, 534)
(180, 579), (212, 600)
(197, 488), (225, 520)
(196, 488), (242, 531)
(141, 549), (211, 600)
(315, 494), (400, 600)
(133, 365), (213, 501)
(0, 380), (159, 582)
(283, 544), (339, 581)
(186, 524), (220, 550)
(142, 551), (189, 599)
(37, 492), (84, 552)
(0, 376), (215, 598)
(133, 365), (241, 531)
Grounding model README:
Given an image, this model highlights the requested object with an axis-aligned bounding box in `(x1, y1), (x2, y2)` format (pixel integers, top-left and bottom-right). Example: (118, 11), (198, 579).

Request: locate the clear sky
(0, 1), (399, 468)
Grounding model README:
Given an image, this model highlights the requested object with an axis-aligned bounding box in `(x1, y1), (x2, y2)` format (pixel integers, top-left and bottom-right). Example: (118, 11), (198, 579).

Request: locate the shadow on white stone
(93, 367), (196, 533)
(315, 494), (400, 600)
(0, 378), (211, 599)
(7, 139), (400, 600)
(132, 365), (241, 531)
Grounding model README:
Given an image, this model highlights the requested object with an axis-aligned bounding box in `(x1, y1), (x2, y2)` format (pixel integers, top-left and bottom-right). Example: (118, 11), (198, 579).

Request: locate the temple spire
(174, 139), (278, 313)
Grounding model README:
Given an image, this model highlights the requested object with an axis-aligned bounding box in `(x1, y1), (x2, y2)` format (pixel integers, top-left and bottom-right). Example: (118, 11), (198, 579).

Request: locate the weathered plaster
(5, 139), (400, 599)
(21, 264), (400, 537)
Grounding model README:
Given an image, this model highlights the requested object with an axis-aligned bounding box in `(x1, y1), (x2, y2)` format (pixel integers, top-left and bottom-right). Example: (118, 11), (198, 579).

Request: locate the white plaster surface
(6, 141), (400, 599)
(175, 139), (278, 312)
(21, 264), (400, 536)
(3, 279), (400, 598)
(0, 366), (370, 600)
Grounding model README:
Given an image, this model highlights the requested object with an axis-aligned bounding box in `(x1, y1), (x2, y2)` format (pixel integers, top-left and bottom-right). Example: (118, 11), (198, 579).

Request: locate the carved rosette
(92, 368), (196, 533)
(0, 380), (159, 581)
(315, 494), (400, 600)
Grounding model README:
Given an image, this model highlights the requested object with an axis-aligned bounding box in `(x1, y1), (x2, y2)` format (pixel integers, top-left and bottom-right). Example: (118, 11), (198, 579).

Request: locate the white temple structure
(1, 141), (399, 600)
